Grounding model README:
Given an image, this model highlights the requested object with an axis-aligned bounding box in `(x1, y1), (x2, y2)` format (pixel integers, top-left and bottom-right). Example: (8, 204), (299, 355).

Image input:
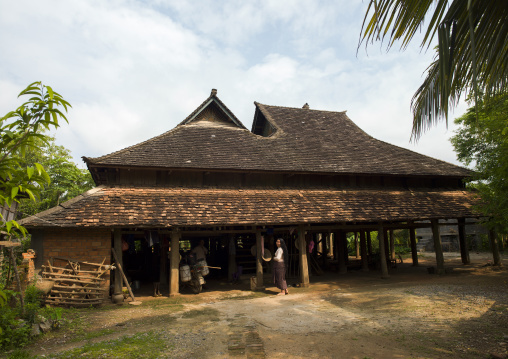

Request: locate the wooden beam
(389, 230), (395, 261)
(113, 229), (123, 296)
(169, 228), (181, 296)
(360, 231), (369, 272)
(228, 234), (236, 282)
(409, 225), (418, 266)
(337, 231), (347, 275)
(378, 225), (389, 278)
(355, 232), (360, 259)
(458, 218), (470, 265)
(298, 225), (310, 287)
(383, 229), (390, 266)
(118, 219), (481, 237)
(431, 219), (445, 275)
(255, 227), (264, 290)
(111, 248), (135, 302)
(0, 241), (22, 247)
(367, 231), (373, 258)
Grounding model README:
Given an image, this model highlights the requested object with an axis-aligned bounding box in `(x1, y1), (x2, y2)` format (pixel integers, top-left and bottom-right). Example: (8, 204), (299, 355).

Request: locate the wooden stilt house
(21, 89), (477, 298)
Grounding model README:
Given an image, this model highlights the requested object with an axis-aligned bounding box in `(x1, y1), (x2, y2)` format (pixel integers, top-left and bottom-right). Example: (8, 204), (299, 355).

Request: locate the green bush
(0, 288), (31, 350)
(23, 285), (43, 325)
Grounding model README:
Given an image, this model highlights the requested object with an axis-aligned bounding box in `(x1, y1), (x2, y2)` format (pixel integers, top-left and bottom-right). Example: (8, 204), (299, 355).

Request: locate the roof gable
(178, 89), (247, 129)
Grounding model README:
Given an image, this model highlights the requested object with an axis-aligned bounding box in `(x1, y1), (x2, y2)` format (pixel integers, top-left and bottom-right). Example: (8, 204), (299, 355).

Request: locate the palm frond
(360, 0), (508, 139)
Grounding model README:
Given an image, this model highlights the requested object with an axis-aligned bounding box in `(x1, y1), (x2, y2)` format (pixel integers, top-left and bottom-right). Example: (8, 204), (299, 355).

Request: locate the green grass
(49, 331), (172, 359)
(81, 328), (116, 342)
(181, 307), (219, 319)
(6, 350), (33, 359)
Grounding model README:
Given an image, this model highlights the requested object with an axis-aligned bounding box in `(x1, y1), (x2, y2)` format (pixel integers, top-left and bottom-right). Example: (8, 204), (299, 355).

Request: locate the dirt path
(14, 252), (508, 359)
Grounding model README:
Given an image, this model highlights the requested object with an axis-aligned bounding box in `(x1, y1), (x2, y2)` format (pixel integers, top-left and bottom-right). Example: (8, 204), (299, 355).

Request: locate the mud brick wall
(43, 228), (111, 266)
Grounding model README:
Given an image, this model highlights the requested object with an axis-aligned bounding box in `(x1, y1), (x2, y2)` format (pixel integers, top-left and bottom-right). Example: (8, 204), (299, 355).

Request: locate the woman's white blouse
(274, 247), (284, 262)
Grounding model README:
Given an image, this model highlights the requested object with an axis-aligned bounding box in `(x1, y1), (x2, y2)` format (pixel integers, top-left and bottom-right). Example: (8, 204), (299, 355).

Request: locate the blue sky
(0, 0), (468, 169)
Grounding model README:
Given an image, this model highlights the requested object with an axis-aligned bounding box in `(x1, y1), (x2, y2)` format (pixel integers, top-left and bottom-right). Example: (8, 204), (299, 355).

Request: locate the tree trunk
(9, 247), (25, 315)
(489, 229), (501, 266)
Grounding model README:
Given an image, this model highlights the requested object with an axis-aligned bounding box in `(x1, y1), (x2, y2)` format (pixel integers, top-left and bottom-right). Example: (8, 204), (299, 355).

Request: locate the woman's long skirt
(273, 261), (287, 290)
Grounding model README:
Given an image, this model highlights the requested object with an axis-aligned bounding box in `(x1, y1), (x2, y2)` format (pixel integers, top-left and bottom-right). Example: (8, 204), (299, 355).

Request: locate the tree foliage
(359, 0), (508, 140)
(451, 93), (508, 233)
(0, 82), (70, 236)
(18, 136), (94, 217)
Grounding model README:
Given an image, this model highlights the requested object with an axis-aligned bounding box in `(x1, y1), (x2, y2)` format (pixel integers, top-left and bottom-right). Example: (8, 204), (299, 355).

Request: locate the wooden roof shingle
(83, 93), (471, 177)
(19, 186), (477, 228)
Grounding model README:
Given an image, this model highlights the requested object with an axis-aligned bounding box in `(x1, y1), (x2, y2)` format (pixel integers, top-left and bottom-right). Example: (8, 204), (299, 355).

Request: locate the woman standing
(273, 238), (289, 295)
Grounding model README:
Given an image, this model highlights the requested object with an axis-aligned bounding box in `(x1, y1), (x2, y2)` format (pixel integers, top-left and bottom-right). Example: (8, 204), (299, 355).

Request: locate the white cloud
(0, 0), (469, 170)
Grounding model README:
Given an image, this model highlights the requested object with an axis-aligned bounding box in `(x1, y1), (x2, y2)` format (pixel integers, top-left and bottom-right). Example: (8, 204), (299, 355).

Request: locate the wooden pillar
(409, 225), (418, 266)
(113, 229), (123, 295)
(355, 232), (360, 259)
(169, 228), (181, 296)
(458, 218), (470, 264)
(378, 224), (389, 278)
(360, 231), (369, 272)
(337, 231), (347, 274)
(228, 234), (237, 282)
(389, 230), (395, 261)
(383, 229), (390, 265)
(160, 238), (167, 285)
(343, 233), (350, 264)
(317, 233), (323, 256)
(367, 231), (373, 258)
(255, 228), (265, 290)
(298, 225), (310, 287)
(323, 232), (330, 268)
(329, 232), (334, 259)
(489, 229), (501, 266)
(333, 232), (339, 263)
(431, 219), (445, 275)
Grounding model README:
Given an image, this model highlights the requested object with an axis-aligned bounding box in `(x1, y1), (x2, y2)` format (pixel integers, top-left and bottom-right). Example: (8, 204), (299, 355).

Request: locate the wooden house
(20, 89), (477, 298)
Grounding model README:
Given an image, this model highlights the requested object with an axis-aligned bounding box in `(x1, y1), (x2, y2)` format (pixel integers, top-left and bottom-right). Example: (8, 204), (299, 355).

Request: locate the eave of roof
(19, 186), (478, 229)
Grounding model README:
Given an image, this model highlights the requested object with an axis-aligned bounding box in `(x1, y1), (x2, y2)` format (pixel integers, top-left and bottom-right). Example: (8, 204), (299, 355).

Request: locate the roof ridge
(254, 101), (347, 114)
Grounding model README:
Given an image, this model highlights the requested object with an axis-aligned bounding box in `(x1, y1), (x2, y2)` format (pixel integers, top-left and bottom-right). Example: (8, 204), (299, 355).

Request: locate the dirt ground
(17, 252), (508, 358)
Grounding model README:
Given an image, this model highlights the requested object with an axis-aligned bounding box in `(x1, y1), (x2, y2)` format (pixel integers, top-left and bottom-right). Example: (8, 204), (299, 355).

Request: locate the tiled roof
(19, 186), (477, 228)
(83, 94), (471, 177)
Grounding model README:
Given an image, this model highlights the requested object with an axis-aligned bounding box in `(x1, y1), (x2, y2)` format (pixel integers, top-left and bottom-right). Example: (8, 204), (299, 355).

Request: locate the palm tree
(359, 0), (508, 140)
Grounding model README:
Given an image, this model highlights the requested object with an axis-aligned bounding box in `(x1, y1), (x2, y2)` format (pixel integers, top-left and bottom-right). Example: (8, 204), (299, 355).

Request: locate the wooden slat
(52, 284), (107, 292)
(48, 290), (106, 297)
(51, 257), (109, 268)
(41, 277), (103, 285)
(0, 241), (22, 247)
(41, 265), (112, 274)
(42, 272), (105, 281)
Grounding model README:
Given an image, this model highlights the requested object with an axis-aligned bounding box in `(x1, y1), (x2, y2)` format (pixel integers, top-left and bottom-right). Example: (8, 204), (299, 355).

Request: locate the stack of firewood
(41, 257), (113, 307)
